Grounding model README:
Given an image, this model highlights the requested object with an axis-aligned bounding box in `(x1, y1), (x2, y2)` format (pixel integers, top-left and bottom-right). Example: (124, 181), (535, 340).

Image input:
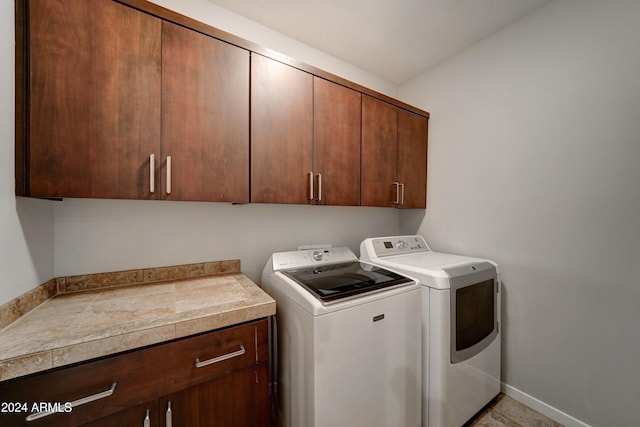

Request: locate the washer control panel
(361, 235), (430, 258)
(272, 247), (358, 270)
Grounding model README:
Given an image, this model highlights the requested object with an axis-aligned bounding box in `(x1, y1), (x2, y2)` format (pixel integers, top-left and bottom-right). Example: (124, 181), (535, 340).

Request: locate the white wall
(54, 200), (398, 283)
(0, 1), (55, 305)
(399, 0), (640, 425)
(51, 0), (401, 283)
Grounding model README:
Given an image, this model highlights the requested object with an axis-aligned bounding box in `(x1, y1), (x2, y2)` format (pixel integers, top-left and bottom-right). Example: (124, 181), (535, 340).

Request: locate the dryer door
(446, 262), (498, 363)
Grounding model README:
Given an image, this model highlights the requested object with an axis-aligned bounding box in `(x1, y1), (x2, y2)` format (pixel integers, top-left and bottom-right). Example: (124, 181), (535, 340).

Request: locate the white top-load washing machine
(261, 246), (421, 427)
(360, 235), (501, 427)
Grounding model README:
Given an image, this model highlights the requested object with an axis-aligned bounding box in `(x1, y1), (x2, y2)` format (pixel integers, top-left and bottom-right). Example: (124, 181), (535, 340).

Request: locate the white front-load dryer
(360, 235), (501, 427)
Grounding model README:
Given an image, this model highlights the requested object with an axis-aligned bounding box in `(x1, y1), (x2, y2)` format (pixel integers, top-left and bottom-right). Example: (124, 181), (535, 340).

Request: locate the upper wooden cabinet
(397, 108), (429, 209)
(17, 0), (428, 207)
(19, 0), (250, 202)
(362, 96), (428, 208)
(313, 78), (362, 206)
(161, 22), (250, 203)
(251, 55), (362, 206)
(24, 0), (162, 199)
(361, 96), (398, 207)
(251, 54), (313, 204)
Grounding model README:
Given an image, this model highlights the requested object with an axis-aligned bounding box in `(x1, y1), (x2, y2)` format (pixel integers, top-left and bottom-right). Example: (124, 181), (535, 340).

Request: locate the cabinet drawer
(163, 319), (268, 391)
(0, 346), (170, 426)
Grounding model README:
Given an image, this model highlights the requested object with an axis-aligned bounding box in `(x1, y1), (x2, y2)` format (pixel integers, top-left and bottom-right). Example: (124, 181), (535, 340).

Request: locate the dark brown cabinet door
(81, 401), (158, 427)
(27, 0), (162, 199)
(313, 78), (361, 206)
(251, 54), (313, 204)
(397, 109), (428, 209)
(361, 95), (398, 207)
(161, 22), (250, 203)
(159, 364), (269, 427)
(362, 96), (429, 208)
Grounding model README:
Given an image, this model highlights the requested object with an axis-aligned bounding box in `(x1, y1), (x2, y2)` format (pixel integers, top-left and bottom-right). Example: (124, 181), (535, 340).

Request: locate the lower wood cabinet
(0, 319), (270, 427)
(157, 364), (269, 427)
(80, 401), (158, 427)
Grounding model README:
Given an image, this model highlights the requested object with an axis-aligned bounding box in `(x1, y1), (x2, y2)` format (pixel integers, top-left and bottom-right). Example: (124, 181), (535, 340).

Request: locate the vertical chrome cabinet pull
(166, 156), (172, 195)
(316, 174), (322, 202)
(143, 409), (150, 427)
(166, 401), (172, 427)
(308, 171), (314, 200)
(400, 183), (405, 205)
(25, 383), (117, 422)
(149, 154), (155, 193)
(195, 345), (246, 368)
(392, 182), (400, 204)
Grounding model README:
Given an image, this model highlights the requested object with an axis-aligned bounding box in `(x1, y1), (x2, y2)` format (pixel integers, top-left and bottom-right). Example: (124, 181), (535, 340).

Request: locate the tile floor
(468, 394), (563, 427)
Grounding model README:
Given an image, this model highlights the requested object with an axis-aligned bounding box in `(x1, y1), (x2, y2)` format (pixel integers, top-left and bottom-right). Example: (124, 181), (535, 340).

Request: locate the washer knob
(312, 250), (324, 261)
(397, 240), (408, 250)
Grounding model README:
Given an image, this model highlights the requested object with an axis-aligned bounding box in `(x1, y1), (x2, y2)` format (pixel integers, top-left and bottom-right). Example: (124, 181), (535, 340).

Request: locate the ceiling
(206, 0), (553, 84)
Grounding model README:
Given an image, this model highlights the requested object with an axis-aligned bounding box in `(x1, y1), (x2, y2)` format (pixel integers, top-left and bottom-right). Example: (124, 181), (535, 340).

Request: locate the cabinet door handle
(392, 182), (400, 204)
(316, 173), (322, 202)
(166, 401), (172, 427)
(308, 171), (314, 200)
(400, 183), (405, 205)
(149, 154), (155, 193)
(195, 345), (246, 368)
(166, 156), (172, 195)
(25, 382), (117, 422)
(144, 409), (150, 427)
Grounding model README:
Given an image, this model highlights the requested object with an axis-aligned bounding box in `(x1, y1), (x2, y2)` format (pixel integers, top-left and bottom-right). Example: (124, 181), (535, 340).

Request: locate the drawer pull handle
(25, 382), (117, 422)
(195, 345), (245, 368)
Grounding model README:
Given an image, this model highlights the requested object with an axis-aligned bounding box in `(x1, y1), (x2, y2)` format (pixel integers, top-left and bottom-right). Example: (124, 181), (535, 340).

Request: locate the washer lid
(281, 261), (413, 304)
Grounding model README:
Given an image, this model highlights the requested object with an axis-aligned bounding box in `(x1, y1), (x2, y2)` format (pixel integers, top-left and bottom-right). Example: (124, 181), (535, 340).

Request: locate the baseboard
(501, 383), (591, 427)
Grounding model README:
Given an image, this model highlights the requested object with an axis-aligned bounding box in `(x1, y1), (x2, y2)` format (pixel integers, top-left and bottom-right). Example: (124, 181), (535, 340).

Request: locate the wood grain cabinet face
(250, 54), (314, 204)
(19, 0), (427, 206)
(397, 109), (428, 209)
(362, 95), (428, 208)
(80, 401), (158, 427)
(26, 0), (162, 199)
(0, 320), (269, 427)
(161, 22), (250, 203)
(158, 363), (269, 427)
(361, 95), (399, 207)
(22, 0), (250, 202)
(313, 78), (362, 206)
(251, 55), (362, 206)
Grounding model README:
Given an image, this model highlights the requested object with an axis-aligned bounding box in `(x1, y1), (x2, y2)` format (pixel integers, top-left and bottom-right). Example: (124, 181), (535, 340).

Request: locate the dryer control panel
(360, 235), (430, 258)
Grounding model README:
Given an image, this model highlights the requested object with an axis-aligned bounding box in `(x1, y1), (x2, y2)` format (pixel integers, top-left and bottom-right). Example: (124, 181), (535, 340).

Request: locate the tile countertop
(0, 261), (275, 382)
